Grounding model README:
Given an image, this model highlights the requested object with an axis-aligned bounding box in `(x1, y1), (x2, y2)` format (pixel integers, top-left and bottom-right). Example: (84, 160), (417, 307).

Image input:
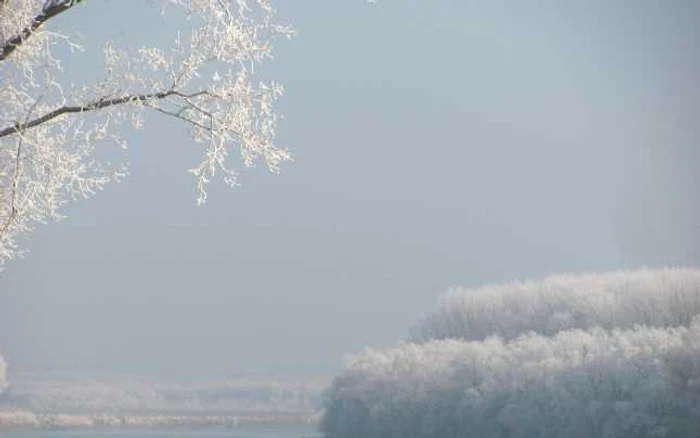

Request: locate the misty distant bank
(0, 374), (325, 430)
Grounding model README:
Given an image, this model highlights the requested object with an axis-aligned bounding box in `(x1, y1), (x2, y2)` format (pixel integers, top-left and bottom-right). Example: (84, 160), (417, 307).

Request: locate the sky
(1, 0), (698, 379)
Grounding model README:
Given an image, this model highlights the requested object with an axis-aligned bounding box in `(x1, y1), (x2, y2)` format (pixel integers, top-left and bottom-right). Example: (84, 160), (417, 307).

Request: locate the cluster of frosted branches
(0, 0), (293, 264)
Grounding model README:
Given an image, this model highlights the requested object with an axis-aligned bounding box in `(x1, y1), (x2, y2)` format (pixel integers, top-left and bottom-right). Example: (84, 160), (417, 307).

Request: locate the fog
(1, 0), (698, 383)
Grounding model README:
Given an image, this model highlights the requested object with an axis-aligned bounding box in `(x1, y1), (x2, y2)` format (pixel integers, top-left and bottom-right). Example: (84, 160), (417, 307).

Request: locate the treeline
(321, 268), (700, 438)
(0, 410), (317, 429)
(0, 374), (325, 429)
(412, 268), (700, 342)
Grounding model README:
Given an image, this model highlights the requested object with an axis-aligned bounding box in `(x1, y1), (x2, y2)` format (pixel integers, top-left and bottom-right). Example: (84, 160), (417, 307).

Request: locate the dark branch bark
(0, 0), (84, 61)
(0, 89), (178, 138)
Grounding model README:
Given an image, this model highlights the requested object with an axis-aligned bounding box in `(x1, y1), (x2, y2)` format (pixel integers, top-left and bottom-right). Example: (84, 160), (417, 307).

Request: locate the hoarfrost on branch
(0, 0), (294, 263)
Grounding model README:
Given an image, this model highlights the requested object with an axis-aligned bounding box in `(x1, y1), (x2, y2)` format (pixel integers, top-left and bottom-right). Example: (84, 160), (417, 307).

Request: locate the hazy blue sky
(1, 0), (698, 378)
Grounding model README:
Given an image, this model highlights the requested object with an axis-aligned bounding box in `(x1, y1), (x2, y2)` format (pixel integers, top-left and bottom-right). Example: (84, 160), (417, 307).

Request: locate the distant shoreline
(0, 410), (321, 431)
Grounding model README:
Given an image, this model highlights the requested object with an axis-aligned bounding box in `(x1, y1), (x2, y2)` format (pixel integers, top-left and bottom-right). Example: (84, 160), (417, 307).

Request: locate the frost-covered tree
(323, 320), (700, 438)
(0, 0), (294, 263)
(412, 268), (700, 343)
(322, 269), (700, 438)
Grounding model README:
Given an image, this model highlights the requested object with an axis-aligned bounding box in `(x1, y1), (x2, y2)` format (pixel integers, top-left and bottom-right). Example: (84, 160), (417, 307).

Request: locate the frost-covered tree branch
(0, 0), (81, 61)
(0, 89), (213, 139)
(0, 0), (294, 264)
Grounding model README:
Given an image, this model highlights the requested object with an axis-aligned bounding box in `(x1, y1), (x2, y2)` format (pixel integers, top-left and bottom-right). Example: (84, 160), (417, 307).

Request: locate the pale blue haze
(1, 1), (698, 378)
